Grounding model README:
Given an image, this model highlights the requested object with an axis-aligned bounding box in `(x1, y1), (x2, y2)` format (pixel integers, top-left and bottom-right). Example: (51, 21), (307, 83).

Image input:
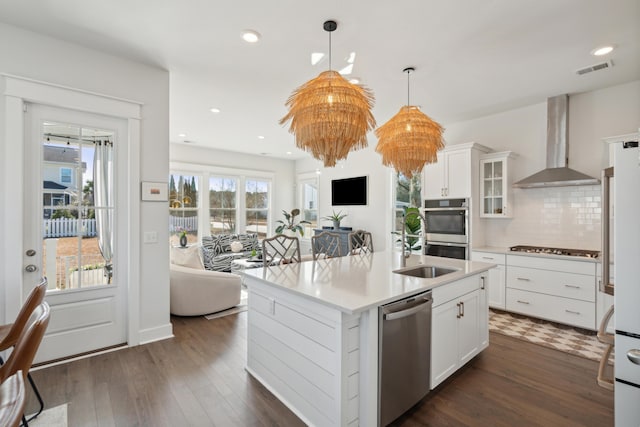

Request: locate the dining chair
(261, 234), (301, 266)
(0, 371), (26, 427)
(348, 230), (374, 255)
(0, 278), (48, 421)
(0, 302), (51, 427)
(311, 231), (342, 260)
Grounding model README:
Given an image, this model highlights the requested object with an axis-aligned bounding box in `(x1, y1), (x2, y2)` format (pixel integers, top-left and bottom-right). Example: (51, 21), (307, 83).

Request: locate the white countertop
(472, 246), (600, 263)
(242, 251), (495, 314)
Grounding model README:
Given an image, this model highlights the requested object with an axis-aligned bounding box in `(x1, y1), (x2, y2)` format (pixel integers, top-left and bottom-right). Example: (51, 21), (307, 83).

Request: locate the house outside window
(169, 174), (199, 245)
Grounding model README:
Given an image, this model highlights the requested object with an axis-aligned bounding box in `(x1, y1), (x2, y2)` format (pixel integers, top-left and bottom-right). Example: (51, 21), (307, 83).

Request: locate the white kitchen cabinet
(479, 151), (516, 218)
(505, 254), (597, 330)
(431, 274), (487, 389)
(423, 142), (490, 199)
(471, 251), (506, 309)
(479, 275), (489, 349)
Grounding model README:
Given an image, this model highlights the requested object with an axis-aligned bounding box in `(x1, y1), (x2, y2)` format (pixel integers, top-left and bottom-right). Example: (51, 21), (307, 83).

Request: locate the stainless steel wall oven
(423, 198), (469, 260)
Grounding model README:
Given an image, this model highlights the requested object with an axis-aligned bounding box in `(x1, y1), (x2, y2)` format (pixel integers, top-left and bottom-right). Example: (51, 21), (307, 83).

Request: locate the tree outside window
(394, 172), (422, 249)
(169, 174), (199, 245)
(209, 176), (237, 234)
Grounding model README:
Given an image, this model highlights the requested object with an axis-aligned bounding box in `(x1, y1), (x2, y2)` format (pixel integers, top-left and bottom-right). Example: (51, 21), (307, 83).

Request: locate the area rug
(489, 309), (612, 363)
(204, 290), (247, 320)
(30, 403), (68, 427)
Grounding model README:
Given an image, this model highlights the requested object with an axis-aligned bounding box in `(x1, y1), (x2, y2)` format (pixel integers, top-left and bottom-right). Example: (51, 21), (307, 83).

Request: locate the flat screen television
(331, 176), (367, 206)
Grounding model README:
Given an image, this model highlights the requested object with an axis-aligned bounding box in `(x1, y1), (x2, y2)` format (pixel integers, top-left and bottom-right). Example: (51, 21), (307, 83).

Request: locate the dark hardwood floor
(27, 311), (613, 426)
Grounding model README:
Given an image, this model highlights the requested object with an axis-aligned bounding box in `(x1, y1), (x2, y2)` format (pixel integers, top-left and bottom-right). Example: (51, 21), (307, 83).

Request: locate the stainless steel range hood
(513, 94), (600, 188)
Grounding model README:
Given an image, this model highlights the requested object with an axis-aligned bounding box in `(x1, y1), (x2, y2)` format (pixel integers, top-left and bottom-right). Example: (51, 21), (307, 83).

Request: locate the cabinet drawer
(506, 266), (595, 302)
(432, 275), (479, 307)
(506, 288), (595, 329)
(507, 254), (596, 275)
(471, 251), (505, 265)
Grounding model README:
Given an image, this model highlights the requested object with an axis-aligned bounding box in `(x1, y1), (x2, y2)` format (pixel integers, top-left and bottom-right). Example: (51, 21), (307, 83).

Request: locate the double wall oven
(423, 198), (469, 260)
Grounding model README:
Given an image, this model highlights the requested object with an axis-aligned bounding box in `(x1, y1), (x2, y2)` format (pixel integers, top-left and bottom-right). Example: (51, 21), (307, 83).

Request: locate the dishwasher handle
(383, 296), (432, 321)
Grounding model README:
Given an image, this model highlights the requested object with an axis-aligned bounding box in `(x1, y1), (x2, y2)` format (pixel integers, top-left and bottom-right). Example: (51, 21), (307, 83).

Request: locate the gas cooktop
(509, 245), (600, 258)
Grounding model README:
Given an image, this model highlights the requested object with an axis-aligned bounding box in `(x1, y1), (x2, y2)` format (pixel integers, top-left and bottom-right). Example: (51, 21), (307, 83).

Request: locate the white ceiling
(1, 0), (638, 159)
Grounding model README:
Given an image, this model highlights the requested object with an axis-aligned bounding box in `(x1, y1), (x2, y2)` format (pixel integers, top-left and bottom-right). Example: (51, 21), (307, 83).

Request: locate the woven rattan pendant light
(375, 67), (444, 177)
(280, 20), (376, 167)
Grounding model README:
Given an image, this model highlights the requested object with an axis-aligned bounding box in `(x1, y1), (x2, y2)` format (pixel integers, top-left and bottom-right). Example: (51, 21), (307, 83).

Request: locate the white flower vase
(333, 220), (340, 230)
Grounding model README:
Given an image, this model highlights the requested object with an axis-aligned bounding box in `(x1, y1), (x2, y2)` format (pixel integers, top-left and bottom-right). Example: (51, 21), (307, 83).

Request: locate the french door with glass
(24, 104), (128, 362)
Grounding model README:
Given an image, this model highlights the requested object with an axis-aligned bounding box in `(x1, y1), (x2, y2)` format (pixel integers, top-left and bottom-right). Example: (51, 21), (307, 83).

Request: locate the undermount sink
(393, 265), (458, 278)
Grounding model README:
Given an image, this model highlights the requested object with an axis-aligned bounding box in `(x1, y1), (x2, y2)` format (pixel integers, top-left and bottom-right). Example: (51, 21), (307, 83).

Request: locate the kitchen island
(242, 251), (495, 426)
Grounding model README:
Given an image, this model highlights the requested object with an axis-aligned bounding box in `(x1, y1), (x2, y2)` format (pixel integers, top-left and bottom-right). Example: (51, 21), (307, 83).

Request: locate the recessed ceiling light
(591, 45), (614, 56)
(349, 77), (360, 84)
(257, 135), (265, 139)
(178, 133), (186, 137)
(339, 64), (354, 75)
(311, 53), (325, 65)
(210, 108), (221, 113)
(241, 30), (261, 43)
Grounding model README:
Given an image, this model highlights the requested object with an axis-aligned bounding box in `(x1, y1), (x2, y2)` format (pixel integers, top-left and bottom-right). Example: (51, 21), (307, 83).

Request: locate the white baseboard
(138, 322), (174, 345)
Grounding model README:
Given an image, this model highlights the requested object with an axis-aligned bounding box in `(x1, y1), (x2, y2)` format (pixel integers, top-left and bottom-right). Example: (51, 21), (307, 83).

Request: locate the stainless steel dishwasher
(379, 291), (432, 426)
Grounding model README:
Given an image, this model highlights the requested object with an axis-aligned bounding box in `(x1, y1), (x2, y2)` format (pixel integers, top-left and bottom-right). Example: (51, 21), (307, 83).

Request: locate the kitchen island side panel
(245, 278), (363, 427)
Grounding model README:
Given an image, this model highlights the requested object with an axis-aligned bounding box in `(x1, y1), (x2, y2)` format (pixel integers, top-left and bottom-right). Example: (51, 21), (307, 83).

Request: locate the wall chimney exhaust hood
(513, 94), (600, 188)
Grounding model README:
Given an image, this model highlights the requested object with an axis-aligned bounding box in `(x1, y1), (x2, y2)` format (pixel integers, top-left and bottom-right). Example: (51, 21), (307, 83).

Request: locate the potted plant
(176, 226), (189, 247)
(275, 209), (311, 237)
(323, 210), (348, 230)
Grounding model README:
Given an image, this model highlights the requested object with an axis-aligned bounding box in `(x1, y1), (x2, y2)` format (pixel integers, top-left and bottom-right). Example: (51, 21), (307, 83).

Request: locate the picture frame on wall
(141, 181), (168, 201)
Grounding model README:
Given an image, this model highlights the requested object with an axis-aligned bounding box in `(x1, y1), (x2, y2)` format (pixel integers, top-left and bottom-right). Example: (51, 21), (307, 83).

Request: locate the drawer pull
(482, 256), (495, 260)
(565, 310), (581, 315)
(516, 277), (530, 281)
(627, 349), (640, 366)
(516, 300), (530, 305)
(564, 284), (581, 289)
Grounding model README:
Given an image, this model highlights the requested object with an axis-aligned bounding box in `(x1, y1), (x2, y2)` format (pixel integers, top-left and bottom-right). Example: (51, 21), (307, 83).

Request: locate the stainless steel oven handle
(424, 207), (468, 212)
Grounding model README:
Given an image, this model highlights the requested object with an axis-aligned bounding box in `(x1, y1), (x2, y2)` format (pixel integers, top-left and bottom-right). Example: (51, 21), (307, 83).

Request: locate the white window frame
(170, 162), (274, 240)
(297, 172), (319, 240)
(60, 167), (72, 184)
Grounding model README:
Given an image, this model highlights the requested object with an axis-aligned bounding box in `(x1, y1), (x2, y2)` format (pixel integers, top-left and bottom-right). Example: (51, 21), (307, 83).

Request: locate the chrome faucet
(401, 210), (427, 267)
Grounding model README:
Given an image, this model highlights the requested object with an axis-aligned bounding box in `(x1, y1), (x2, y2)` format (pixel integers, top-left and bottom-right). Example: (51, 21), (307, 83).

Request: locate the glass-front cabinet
(479, 151), (516, 218)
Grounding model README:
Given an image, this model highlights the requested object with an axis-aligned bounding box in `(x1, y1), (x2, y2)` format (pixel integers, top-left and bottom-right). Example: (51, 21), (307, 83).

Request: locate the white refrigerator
(613, 137), (640, 425)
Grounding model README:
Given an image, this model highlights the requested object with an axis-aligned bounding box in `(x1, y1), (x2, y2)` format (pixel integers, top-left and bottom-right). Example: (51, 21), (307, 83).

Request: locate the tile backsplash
(481, 185), (601, 250)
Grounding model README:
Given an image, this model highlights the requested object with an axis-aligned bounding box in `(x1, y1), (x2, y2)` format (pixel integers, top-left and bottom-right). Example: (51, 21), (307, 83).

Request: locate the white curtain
(94, 139), (114, 281)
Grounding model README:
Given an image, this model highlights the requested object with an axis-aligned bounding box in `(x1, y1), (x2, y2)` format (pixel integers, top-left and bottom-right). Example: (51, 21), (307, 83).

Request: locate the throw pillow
(170, 245), (204, 270)
(201, 249), (234, 272)
(237, 233), (259, 252)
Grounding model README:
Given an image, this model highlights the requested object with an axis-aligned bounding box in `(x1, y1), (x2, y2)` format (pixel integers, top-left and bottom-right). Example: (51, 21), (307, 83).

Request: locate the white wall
(296, 146), (394, 252)
(297, 80), (640, 253)
(0, 23), (171, 343)
(170, 143), (297, 230)
(445, 80), (640, 249)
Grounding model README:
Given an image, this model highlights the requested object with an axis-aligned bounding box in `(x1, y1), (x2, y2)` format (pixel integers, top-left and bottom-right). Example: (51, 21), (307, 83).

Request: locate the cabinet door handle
(461, 301), (465, 317)
(516, 300), (530, 305)
(516, 277), (530, 281)
(480, 276), (486, 290)
(456, 302), (461, 318)
(564, 284), (581, 289)
(627, 349), (640, 365)
(565, 309), (580, 315)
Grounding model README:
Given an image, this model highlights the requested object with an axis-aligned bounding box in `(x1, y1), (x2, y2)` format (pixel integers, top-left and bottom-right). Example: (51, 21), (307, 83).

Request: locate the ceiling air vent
(576, 60), (613, 75)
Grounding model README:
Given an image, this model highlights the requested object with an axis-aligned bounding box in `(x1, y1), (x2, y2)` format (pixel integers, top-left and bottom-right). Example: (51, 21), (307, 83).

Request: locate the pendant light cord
(407, 70), (410, 105)
(329, 30), (332, 71)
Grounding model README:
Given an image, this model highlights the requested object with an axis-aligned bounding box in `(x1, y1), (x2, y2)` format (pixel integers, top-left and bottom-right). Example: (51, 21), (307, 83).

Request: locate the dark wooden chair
(261, 234), (302, 266)
(311, 231), (342, 260)
(0, 278), (48, 422)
